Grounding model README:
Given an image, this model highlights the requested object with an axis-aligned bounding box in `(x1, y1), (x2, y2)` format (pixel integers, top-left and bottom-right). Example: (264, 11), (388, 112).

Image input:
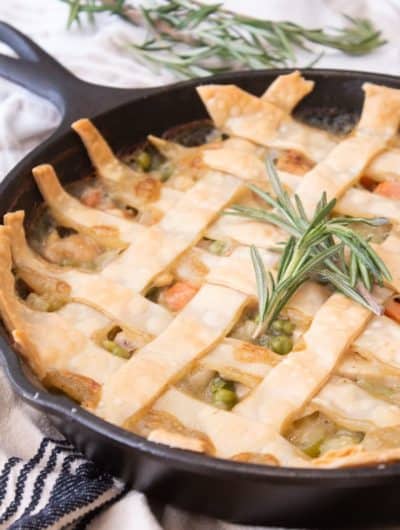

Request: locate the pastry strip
(201, 71), (314, 181)
(32, 164), (140, 243)
(205, 213), (285, 250)
(72, 118), (182, 213)
(352, 315), (400, 370)
(153, 388), (307, 466)
(233, 293), (373, 431)
(335, 188), (400, 224)
(260, 70), (315, 111)
(312, 376), (400, 432)
(96, 284), (248, 425)
(296, 84), (400, 216)
(367, 149), (400, 182)
(337, 352), (400, 381)
(5, 212), (172, 336)
(201, 75), (400, 184)
(373, 234), (400, 293)
(0, 228), (124, 384)
(56, 302), (111, 337)
(101, 171), (243, 292)
(206, 246), (278, 296)
(314, 445), (400, 468)
(201, 341), (400, 433)
(197, 84), (336, 161)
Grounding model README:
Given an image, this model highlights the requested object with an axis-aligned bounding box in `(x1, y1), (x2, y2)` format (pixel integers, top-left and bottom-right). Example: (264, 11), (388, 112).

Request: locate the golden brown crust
(233, 341), (281, 366)
(360, 83), (400, 138)
(128, 409), (215, 455)
(147, 134), (187, 158)
(232, 452), (280, 466)
(261, 70), (314, 112)
(32, 163), (128, 249)
(275, 149), (314, 176)
(0, 228), (45, 378)
(73, 120), (170, 211)
(314, 445), (400, 469)
(4, 211), (64, 275)
(43, 369), (101, 409)
(72, 119), (117, 169)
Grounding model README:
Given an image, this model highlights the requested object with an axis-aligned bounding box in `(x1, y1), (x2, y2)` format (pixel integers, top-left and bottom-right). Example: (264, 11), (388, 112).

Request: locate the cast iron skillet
(1, 21), (400, 529)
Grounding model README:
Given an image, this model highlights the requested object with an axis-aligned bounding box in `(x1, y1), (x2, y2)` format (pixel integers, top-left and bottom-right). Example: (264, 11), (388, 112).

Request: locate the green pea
(209, 240), (227, 256)
(102, 339), (131, 359)
(270, 319), (285, 333)
(213, 388), (238, 410)
(136, 151), (152, 171)
(271, 318), (295, 336)
(160, 165), (173, 182)
(270, 335), (293, 355)
(281, 320), (295, 335)
(303, 439), (322, 458)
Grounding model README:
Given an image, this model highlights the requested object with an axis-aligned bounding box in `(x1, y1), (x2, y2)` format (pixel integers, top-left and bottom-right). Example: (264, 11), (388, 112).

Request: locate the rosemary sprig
(60, 0), (385, 78)
(226, 159), (391, 338)
(62, 0), (126, 27)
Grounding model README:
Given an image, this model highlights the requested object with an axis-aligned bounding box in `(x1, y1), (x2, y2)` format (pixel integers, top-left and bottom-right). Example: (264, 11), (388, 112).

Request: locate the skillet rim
(2, 67), (400, 485)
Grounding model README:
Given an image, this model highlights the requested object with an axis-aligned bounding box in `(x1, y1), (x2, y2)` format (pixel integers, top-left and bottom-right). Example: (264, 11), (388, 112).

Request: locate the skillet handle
(0, 22), (155, 133)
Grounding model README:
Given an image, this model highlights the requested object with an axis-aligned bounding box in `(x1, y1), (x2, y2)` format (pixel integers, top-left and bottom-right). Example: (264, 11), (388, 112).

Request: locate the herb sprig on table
(61, 0), (385, 78)
(225, 159), (391, 339)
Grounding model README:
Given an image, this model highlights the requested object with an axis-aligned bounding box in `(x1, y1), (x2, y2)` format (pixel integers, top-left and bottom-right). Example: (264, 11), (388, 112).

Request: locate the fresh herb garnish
(61, 1), (385, 78)
(226, 158), (391, 338)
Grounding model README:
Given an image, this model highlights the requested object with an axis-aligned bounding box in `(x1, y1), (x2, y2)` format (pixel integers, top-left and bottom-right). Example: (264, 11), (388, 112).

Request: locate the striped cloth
(0, 438), (124, 528)
(1, 0), (400, 529)
(0, 368), (162, 529)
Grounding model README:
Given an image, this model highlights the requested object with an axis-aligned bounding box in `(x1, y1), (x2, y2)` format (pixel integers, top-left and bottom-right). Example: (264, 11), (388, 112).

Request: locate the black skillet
(1, 21), (400, 529)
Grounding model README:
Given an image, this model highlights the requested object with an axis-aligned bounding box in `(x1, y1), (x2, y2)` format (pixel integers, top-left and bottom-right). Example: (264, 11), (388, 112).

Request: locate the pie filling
(1, 71), (400, 468)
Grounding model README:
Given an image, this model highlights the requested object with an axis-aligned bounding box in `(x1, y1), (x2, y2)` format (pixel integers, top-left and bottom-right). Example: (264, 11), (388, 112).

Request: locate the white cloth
(0, 0), (400, 528)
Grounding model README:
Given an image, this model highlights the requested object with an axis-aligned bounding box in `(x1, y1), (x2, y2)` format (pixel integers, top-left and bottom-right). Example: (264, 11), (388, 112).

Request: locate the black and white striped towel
(0, 369), (157, 529)
(0, 369), (288, 530)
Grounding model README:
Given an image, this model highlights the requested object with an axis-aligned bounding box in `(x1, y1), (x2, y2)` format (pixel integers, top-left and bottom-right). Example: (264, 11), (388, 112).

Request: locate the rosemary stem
(232, 158), (391, 340)
(61, 1), (386, 78)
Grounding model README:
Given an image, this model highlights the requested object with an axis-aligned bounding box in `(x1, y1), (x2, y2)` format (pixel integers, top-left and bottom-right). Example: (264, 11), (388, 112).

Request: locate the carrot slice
(385, 297), (400, 324)
(162, 281), (199, 312)
(374, 181), (400, 200)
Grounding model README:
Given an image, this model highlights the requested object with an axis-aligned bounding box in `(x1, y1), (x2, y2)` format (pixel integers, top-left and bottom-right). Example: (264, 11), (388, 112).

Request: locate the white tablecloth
(0, 1), (400, 528)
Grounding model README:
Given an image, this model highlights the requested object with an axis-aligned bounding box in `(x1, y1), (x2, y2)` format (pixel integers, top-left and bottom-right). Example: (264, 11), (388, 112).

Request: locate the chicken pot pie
(1, 71), (400, 469)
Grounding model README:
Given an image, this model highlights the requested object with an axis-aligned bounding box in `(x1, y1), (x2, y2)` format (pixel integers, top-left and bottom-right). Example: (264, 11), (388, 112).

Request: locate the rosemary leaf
(227, 157), (392, 337)
(60, 0), (385, 79)
(349, 251), (358, 288)
(250, 245), (268, 325)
